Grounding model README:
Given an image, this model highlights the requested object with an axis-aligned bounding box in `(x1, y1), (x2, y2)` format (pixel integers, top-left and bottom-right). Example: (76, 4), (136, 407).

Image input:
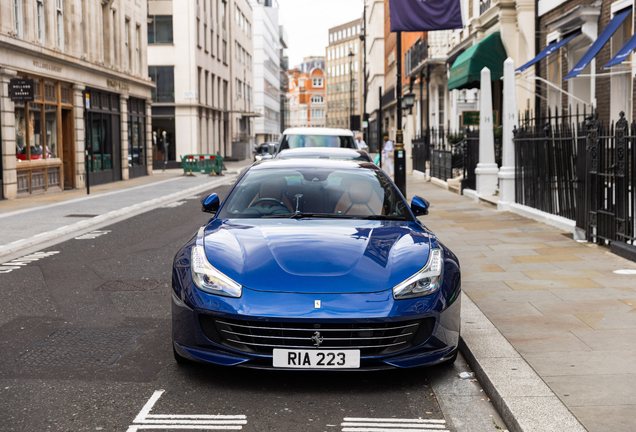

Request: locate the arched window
(311, 95), (324, 104)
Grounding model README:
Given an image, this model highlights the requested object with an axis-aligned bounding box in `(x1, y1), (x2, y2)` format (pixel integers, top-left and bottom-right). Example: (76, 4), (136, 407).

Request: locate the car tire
(441, 349), (458, 366)
(173, 345), (190, 365)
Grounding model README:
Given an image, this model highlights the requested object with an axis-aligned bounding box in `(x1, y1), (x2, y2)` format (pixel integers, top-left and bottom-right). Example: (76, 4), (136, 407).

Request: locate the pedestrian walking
(382, 135), (394, 175)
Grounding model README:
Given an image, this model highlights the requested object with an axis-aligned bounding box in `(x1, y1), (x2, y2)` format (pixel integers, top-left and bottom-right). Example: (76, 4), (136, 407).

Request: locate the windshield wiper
(263, 212), (353, 219)
(359, 215), (408, 221)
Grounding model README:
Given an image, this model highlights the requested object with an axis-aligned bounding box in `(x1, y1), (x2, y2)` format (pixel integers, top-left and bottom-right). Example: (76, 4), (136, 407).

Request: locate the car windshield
(280, 134), (357, 151)
(218, 167), (411, 220)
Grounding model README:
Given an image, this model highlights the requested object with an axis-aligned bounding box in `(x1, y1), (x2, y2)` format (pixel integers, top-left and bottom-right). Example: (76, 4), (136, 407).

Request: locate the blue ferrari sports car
(172, 159), (461, 370)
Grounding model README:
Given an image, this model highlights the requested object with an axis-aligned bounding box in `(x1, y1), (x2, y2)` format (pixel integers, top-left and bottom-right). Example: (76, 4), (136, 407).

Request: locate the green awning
(448, 32), (507, 91)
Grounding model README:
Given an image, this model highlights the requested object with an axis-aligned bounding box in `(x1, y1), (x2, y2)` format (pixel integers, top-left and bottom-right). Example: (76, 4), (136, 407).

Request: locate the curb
(0, 174), (238, 263)
(458, 293), (587, 432)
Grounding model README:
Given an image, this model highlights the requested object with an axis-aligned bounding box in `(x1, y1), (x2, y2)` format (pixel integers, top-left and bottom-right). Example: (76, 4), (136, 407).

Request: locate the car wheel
(441, 349), (458, 366)
(173, 345), (190, 365)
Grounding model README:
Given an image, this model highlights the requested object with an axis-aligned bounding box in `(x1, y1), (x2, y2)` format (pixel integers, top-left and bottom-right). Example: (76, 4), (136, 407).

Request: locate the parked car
(253, 142), (277, 162)
(276, 147), (372, 163)
(172, 159), (461, 370)
(277, 128), (357, 155)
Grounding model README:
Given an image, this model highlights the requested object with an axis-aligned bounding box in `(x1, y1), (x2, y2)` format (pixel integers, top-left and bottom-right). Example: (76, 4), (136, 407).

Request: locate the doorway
(62, 108), (75, 189)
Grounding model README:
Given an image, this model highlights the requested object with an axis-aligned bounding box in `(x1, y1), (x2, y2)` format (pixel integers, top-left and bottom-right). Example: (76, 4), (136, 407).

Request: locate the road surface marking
(341, 417), (448, 432)
(0, 251), (60, 274)
(161, 201), (186, 208)
(75, 230), (111, 240)
(127, 390), (246, 431)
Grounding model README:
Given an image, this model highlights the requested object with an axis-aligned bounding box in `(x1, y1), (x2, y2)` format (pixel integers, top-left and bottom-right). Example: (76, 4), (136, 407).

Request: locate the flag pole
(394, 32), (406, 196)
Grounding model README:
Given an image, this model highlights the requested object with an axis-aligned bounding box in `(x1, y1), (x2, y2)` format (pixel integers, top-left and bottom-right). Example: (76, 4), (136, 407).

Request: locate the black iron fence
(513, 107), (636, 247)
(412, 134), (428, 172)
(461, 130), (479, 191)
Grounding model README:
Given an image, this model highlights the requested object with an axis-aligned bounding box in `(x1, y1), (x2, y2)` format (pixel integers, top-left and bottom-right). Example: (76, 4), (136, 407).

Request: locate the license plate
(272, 349), (360, 369)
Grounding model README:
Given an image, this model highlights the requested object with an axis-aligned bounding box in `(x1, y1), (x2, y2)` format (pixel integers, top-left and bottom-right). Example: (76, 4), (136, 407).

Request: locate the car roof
(278, 147), (367, 157)
(251, 158), (378, 171)
(282, 127), (354, 137)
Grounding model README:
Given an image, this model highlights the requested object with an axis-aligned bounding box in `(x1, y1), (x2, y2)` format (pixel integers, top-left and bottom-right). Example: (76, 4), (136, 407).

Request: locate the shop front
(128, 97), (148, 179)
(14, 75), (74, 195)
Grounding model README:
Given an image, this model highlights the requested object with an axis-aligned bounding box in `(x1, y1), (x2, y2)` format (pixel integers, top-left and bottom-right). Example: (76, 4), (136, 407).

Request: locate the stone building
(364, 0), (385, 151)
(326, 19), (364, 132)
(286, 59), (325, 128)
(147, 0), (255, 166)
(0, 0), (153, 199)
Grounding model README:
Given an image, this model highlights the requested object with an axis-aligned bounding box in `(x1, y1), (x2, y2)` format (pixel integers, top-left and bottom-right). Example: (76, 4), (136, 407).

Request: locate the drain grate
(12, 328), (150, 367)
(65, 214), (99, 218)
(98, 279), (164, 291)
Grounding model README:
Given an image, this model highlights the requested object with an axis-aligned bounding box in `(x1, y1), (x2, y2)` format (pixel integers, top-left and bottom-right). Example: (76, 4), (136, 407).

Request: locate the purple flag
(389, 0), (463, 32)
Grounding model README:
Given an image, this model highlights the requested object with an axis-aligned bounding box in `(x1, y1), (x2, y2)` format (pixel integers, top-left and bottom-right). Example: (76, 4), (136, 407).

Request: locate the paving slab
(407, 177), (636, 432)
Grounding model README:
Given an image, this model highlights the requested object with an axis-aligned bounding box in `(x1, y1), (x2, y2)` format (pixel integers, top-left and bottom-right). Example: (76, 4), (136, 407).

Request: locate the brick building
(537, 0), (634, 124)
(286, 59), (325, 128)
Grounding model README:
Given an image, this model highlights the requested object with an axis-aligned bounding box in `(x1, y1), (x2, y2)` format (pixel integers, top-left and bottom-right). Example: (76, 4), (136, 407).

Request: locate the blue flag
(389, 0), (463, 32)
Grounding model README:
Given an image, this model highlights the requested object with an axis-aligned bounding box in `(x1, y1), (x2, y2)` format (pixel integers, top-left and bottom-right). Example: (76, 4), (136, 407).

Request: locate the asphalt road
(0, 185), (505, 432)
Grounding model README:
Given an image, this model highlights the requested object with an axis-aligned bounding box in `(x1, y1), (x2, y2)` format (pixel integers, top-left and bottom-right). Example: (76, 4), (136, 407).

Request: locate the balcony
(405, 37), (428, 77)
(479, 0), (491, 16)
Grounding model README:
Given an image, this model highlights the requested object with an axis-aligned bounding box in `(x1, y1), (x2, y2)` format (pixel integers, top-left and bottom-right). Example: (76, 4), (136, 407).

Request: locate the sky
(277, 0), (365, 68)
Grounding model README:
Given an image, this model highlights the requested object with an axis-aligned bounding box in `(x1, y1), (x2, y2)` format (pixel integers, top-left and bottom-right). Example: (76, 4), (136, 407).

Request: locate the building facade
(147, 0), (255, 166)
(537, 0), (635, 125)
(286, 59), (326, 128)
(279, 27), (289, 133)
(249, 0), (283, 145)
(1, 0), (153, 199)
(326, 19), (364, 132)
(365, 0), (385, 151)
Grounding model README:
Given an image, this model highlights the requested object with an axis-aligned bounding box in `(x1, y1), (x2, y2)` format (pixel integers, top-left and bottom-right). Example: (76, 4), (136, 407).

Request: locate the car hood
(202, 219), (432, 294)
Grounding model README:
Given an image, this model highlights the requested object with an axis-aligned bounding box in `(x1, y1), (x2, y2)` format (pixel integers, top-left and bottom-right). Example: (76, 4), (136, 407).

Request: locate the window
(35, 0), (44, 43)
(221, 1), (226, 29)
(133, 25), (140, 74)
(80, 0), (86, 53)
(311, 95), (324, 103)
(13, 0), (22, 37)
(211, 28), (214, 57)
(354, 61), (359, 72)
(56, 0), (64, 48)
(222, 40), (227, 63)
(354, 42), (358, 54)
(204, 23), (208, 52)
(357, 25), (361, 34)
(205, 70), (210, 105)
(345, 63), (349, 74)
(347, 28), (351, 37)
(338, 30), (341, 40)
(123, 19), (131, 70)
(211, 74), (216, 107)
(148, 16), (173, 44)
(300, 109), (307, 119)
(312, 78), (323, 87)
(235, 5), (240, 24)
(330, 33), (333, 42)
(197, 18), (201, 47)
(148, 66), (175, 102)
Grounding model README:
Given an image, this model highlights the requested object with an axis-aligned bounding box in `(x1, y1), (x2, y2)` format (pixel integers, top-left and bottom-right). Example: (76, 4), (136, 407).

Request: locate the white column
(120, 95), (129, 181)
(475, 67), (499, 197)
(0, 68), (18, 199)
(498, 58), (518, 211)
(72, 84), (86, 189)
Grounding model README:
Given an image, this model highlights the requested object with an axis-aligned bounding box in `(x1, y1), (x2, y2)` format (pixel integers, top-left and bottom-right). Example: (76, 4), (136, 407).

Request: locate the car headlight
(393, 249), (443, 300)
(190, 245), (242, 298)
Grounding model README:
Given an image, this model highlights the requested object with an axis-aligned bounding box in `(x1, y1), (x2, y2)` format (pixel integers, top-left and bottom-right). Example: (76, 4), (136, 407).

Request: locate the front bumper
(171, 288), (461, 370)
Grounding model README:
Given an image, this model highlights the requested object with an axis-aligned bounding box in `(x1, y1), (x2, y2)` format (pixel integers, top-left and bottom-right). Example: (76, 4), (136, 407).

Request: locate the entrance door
(62, 108), (75, 189)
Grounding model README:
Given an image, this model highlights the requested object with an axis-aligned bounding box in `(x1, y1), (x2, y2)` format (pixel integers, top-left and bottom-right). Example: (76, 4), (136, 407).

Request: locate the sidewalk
(0, 160), (252, 261)
(407, 177), (636, 432)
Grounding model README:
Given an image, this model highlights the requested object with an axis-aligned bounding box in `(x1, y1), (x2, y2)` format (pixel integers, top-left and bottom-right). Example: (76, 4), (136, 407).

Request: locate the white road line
(130, 391), (246, 431)
(341, 429), (448, 432)
(341, 424), (446, 429)
(147, 415), (246, 419)
(344, 419), (446, 424)
(127, 426), (243, 431)
(133, 390), (165, 423)
(134, 420), (247, 425)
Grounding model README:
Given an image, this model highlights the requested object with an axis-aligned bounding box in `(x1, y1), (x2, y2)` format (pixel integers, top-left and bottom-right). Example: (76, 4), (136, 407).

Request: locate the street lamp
(348, 50), (354, 130)
(402, 92), (416, 114)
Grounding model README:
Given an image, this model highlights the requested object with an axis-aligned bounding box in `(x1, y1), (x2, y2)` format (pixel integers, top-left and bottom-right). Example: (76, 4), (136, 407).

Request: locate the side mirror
(411, 196), (430, 216)
(201, 193), (220, 214)
(267, 143), (276, 155)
